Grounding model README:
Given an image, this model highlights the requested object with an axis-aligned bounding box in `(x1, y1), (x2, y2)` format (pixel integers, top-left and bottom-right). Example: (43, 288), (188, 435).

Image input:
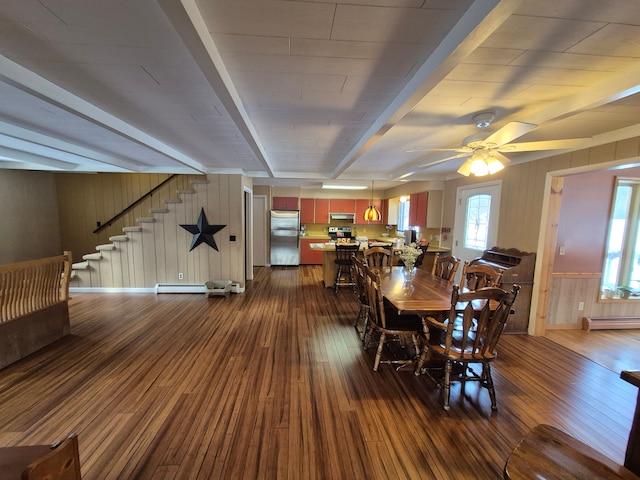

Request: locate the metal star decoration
(180, 208), (226, 252)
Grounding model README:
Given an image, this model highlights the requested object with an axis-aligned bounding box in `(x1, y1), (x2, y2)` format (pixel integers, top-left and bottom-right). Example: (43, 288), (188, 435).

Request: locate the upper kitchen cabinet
(300, 198), (315, 224)
(425, 190), (443, 229)
(300, 198), (329, 223)
(273, 196), (299, 210)
(330, 198), (355, 214)
(409, 191), (428, 227)
(315, 199), (329, 223)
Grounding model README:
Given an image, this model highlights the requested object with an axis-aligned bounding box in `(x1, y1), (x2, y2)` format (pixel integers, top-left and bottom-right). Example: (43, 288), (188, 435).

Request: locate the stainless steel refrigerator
(270, 210), (300, 266)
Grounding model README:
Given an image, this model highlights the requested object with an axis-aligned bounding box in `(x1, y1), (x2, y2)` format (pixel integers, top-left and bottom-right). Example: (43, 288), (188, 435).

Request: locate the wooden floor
(0, 266), (638, 479)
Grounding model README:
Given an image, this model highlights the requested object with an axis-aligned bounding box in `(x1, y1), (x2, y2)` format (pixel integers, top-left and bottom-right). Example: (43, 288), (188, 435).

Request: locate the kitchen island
(309, 242), (450, 288)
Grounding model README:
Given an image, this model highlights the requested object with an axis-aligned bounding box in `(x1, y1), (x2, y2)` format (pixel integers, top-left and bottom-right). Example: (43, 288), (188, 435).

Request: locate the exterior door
(452, 181), (501, 265)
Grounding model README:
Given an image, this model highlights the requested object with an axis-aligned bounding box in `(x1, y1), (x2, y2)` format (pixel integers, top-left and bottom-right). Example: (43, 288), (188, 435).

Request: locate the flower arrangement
(398, 242), (422, 269)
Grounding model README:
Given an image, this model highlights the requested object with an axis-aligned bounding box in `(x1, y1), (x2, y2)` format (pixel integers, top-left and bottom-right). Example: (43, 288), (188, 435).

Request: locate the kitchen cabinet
(300, 198), (315, 224)
(330, 198), (355, 214)
(409, 191), (428, 228)
(426, 190), (443, 228)
(273, 196), (298, 210)
(315, 198), (329, 223)
(300, 238), (326, 264)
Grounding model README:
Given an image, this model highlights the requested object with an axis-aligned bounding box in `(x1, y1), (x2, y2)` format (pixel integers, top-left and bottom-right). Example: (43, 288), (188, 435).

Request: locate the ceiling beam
(159, 0), (275, 177)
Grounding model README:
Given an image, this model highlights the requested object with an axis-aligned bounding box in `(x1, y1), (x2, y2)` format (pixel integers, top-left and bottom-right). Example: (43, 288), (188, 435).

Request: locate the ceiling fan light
(470, 158), (489, 176)
(487, 156), (505, 174)
(457, 159), (473, 176)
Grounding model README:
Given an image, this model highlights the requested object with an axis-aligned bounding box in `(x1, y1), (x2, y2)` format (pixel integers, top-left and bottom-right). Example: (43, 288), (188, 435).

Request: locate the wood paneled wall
(0, 170), (61, 265)
(59, 173), (247, 289)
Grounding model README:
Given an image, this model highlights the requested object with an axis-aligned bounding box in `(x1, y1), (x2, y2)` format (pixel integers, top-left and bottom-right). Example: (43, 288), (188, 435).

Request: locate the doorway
(252, 195), (268, 266)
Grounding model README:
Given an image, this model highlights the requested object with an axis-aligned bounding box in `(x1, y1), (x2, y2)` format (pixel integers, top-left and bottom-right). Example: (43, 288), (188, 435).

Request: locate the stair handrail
(93, 174), (178, 233)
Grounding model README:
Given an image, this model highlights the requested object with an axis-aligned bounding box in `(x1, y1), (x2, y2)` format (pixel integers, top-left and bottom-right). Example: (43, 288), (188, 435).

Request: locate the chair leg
(483, 363), (498, 410)
(373, 333), (386, 371)
(442, 360), (452, 411)
(411, 334), (421, 359)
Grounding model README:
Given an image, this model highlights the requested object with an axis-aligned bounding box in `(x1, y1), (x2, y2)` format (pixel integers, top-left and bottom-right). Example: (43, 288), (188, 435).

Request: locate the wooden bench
(0, 252), (72, 369)
(504, 424), (640, 479)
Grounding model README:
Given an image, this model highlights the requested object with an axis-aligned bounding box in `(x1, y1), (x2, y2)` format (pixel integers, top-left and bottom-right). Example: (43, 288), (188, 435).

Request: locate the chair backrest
(335, 243), (360, 263)
(363, 265), (388, 329)
(22, 433), (81, 480)
(461, 261), (503, 290)
(431, 254), (460, 282)
(364, 246), (393, 267)
(442, 284), (520, 360)
(352, 255), (368, 303)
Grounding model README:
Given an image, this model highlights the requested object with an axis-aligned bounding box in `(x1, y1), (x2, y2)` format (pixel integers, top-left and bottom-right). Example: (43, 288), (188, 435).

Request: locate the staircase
(70, 177), (213, 290)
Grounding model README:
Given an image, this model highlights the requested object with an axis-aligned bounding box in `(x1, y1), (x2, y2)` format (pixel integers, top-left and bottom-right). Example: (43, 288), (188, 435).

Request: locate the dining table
(376, 266), (454, 317)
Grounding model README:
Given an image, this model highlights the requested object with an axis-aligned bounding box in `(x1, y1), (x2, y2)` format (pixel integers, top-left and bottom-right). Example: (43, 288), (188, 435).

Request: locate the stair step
(96, 244), (115, 251)
(123, 226), (142, 233)
(136, 217), (156, 223)
(164, 199), (182, 204)
(83, 253), (102, 261)
(190, 178), (209, 185)
(109, 235), (129, 242)
(150, 207), (169, 214)
(177, 189), (196, 195)
(72, 261), (89, 270)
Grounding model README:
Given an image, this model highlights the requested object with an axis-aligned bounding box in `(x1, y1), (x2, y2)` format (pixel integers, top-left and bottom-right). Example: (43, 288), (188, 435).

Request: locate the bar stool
(334, 243), (360, 294)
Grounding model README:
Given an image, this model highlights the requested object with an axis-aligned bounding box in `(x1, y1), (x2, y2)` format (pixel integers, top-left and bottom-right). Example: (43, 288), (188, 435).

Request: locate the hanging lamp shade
(363, 180), (381, 221)
(363, 205), (381, 222)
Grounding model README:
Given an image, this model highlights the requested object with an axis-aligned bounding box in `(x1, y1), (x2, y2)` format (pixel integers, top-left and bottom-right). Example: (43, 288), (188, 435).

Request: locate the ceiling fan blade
(420, 151), (470, 168)
(405, 148), (469, 153)
(491, 151), (511, 165)
(484, 121), (537, 147)
(498, 138), (590, 152)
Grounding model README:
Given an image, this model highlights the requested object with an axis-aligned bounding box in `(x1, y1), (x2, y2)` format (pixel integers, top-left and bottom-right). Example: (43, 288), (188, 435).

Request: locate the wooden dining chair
(0, 433), (82, 480)
(431, 254), (460, 282)
(461, 261), (503, 290)
(364, 246), (393, 268)
(417, 284), (520, 410)
(352, 255), (370, 342)
(363, 265), (422, 371)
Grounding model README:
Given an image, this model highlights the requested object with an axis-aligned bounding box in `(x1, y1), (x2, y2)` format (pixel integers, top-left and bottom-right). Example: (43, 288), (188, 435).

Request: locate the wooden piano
(469, 247), (536, 333)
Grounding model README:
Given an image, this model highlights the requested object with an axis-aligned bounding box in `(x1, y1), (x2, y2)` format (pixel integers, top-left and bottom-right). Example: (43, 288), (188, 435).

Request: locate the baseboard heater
(582, 316), (640, 331)
(155, 283), (206, 294)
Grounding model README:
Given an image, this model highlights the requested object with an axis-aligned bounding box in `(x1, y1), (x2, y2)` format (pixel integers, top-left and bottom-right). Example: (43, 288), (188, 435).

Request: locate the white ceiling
(1, 0), (640, 189)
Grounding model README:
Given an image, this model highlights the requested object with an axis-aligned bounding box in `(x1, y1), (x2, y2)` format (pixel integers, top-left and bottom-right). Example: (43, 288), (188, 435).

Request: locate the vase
(403, 264), (416, 278)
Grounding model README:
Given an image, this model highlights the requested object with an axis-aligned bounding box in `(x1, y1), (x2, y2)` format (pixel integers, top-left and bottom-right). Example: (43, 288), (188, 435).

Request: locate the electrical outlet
(559, 246), (566, 256)
(578, 301), (584, 311)
(178, 272), (184, 280)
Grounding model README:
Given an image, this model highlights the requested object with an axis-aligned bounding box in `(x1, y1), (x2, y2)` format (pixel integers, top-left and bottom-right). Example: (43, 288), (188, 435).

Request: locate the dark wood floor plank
(0, 266), (637, 479)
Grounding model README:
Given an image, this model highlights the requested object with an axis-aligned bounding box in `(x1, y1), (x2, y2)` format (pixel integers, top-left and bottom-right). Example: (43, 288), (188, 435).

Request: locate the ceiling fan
(409, 112), (589, 176)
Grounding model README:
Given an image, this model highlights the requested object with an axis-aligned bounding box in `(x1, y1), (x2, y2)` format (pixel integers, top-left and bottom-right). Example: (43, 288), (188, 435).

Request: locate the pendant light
(363, 180), (381, 222)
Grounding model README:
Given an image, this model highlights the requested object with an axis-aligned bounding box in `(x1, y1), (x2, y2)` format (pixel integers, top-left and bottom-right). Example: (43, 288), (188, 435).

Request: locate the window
(398, 198), (410, 233)
(464, 194), (491, 250)
(602, 178), (640, 299)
